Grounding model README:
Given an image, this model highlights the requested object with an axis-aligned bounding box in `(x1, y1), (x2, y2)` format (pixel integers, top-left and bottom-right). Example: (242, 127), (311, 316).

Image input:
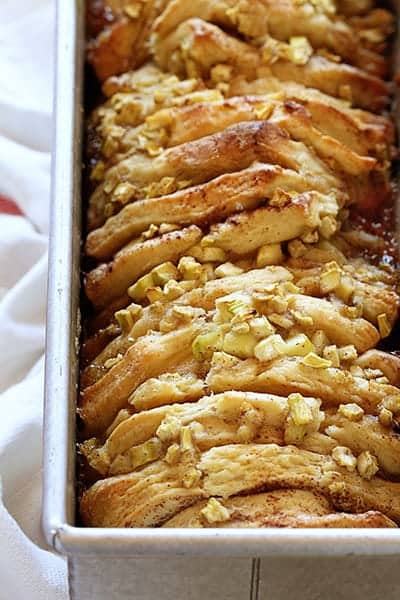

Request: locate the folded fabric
(0, 1), (68, 598)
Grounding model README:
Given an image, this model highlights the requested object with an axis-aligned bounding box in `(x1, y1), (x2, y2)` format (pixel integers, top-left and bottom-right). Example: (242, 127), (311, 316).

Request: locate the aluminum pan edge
(42, 0), (84, 548)
(42, 0), (400, 557)
(53, 525), (400, 557)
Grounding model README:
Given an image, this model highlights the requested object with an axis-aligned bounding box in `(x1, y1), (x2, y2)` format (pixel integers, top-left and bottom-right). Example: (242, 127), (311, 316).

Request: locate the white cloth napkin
(0, 1), (68, 598)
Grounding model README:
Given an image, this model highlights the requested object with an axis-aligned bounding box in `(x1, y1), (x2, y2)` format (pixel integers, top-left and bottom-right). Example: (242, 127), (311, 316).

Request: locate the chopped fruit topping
(200, 498), (231, 524)
(338, 404), (364, 422)
(192, 330), (223, 360)
(302, 353), (332, 369)
(332, 446), (357, 472)
(357, 451), (379, 480)
(254, 334), (286, 362)
(377, 313), (391, 339)
(256, 243), (284, 267)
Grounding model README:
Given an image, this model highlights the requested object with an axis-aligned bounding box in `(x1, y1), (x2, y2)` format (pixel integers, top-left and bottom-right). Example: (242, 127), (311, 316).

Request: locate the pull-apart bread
(80, 0), (400, 529)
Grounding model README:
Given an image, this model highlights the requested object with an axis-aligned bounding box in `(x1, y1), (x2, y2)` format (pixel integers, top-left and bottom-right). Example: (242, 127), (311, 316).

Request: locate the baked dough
(162, 490), (397, 528)
(80, 444), (400, 527)
(80, 0), (400, 529)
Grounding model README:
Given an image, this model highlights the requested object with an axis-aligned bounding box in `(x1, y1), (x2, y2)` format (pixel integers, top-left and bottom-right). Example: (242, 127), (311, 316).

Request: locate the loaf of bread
(79, 0), (400, 529)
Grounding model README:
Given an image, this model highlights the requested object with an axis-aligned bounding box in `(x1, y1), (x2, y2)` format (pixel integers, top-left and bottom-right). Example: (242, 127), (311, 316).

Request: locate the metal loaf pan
(42, 2), (400, 598)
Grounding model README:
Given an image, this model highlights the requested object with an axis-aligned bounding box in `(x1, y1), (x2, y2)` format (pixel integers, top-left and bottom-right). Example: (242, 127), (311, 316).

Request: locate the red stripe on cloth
(0, 194), (24, 216)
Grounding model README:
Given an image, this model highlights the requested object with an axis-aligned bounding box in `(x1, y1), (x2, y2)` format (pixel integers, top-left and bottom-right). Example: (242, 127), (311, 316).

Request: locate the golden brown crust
(81, 389), (400, 480)
(270, 54), (390, 113)
(87, 0), (171, 81)
(162, 491), (397, 528)
(80, 1), (400, 530)
(80, 444), (400, 527)
(355, 350), (400, 386)
(204, 192), (340, 255)
(206, 354), (398, 414)
(86, 164), (335, 260)
(81, 391), (320, 476)
(85, 225), (202, 308)
(152, 18), (390, 111)
(324, 413), (400, 477)
(81, 265), (293, 389)
(336, 0), (374, 16)
(80, 324), (205, 436)
(88, 119), (342, 231)
(92, 94), (379, 191)
(153, 0), (392, 76)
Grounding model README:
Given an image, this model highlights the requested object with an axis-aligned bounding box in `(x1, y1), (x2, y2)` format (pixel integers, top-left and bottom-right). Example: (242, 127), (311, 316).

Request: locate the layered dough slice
(81, 264), (293, 387)
(152, 18), (390, 111)
(86, 164), (342, 260)
(79, 322), (207, 436)
(289, 254), (400, 327)
(99, 62), (394, 158)
(323, 412), (400, 478)
(81, 252), (398, 390)
(82, 246), (395, 380)
(226, 79), (395, 158)
(87, 119), (343, 230)
(152, 0), (392, 76)
(162, 491), (396, 528)
(80, 443), (400, 527)
(86, 0), (171, 81)
(81, 265), (295, 387)
(206, 352), (400, 418)
(81, 391), (324, 476)
(85, 190), (342, 307)
(81, 390), (400, 479)
(202, 191), (341, 256)
(88, 79), (223, 178)
(84, 225), (202, 307)
(94, 94), (378, 181)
